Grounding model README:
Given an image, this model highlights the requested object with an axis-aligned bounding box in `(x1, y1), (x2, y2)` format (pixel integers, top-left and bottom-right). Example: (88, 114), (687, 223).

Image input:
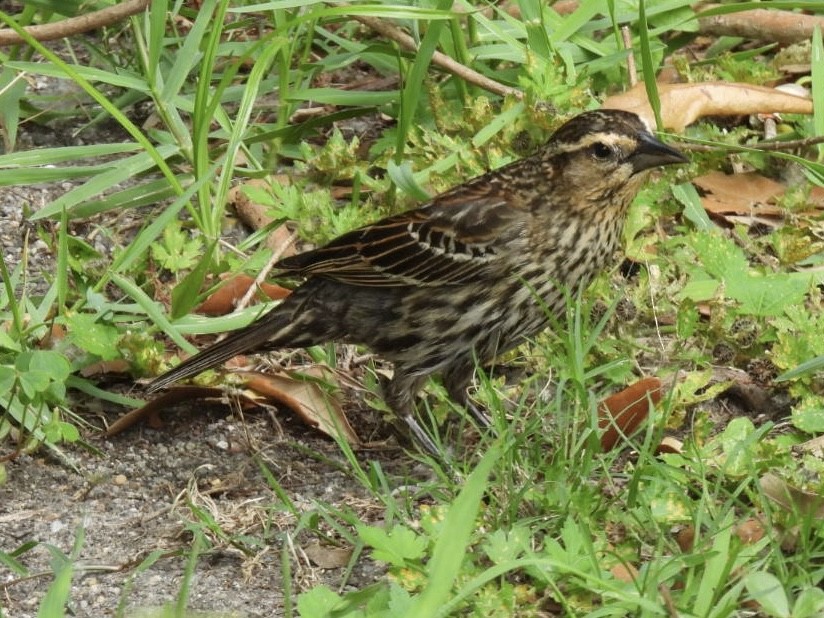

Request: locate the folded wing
(276, 183), (529, 287)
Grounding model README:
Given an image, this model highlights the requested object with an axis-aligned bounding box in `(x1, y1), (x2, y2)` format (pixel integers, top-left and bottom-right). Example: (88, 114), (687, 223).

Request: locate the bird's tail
(145, 305), (302, 394)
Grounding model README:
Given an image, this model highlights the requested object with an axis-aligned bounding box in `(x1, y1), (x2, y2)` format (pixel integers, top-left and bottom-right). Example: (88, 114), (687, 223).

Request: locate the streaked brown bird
(147, 109), (686, 456)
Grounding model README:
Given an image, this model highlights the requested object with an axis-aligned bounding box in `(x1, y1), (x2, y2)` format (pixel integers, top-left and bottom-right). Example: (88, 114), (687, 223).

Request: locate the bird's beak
(630, 133), (688, 174)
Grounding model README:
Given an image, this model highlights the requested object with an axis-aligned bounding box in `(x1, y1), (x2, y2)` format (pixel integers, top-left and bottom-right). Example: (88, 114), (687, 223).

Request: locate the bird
(147, 109), (687, 457)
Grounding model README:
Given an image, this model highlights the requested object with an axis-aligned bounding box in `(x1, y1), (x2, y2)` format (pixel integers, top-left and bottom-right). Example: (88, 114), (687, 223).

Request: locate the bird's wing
(276, 183), (529, 287)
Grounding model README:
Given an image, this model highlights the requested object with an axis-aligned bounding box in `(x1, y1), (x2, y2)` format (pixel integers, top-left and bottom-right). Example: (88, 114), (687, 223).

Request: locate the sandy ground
(1, 397), (415, 617)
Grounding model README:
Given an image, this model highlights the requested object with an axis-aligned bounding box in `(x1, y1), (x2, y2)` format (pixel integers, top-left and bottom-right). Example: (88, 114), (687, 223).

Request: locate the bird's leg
(443, 363), (493, 429)
(402, 414), (443, 460)
(450, 388), (493, 429)
(466, 401), (493, 429)
(383, 374), (444, 459)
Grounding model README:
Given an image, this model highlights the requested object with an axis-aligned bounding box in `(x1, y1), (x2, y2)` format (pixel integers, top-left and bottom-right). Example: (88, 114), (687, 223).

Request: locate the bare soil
(1, 392), (421, 617)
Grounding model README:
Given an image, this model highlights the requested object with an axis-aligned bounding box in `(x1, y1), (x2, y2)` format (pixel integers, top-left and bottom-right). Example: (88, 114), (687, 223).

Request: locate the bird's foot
(465, 401), (493, 429)
(403, 414), (444, 460)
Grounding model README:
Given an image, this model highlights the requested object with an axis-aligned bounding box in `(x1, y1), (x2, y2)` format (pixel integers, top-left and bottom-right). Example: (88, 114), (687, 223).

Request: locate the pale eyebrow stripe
(553, 132), (634, 153)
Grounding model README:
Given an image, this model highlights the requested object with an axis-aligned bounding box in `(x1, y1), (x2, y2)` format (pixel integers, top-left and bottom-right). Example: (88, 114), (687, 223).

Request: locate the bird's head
(539, 109), (687, 207)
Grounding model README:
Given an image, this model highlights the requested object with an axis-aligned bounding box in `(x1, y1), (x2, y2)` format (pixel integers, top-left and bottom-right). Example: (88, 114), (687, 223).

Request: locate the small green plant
(150, 221), (205, 274)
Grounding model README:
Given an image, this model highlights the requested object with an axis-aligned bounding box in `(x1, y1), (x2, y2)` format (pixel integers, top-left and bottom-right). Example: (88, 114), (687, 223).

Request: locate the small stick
(0, 0), (150, 46)
(236, 230), (298, 312)
(352, 13), (522, 99)
(679, 134), (824, 153)
(621, 26), (637, 87)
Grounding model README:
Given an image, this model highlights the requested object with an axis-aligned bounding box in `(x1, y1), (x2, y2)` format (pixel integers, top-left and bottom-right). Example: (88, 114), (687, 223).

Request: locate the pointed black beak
(630, 132), (688, 174)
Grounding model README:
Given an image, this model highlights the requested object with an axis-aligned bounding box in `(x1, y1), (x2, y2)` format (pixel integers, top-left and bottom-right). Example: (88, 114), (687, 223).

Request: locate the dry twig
(236, 230), (298, 312)
(621, 26), (637, 86)
(680, 134), (824, 153)
(351, 13), (522, 99)
(0, 0), (149, 46)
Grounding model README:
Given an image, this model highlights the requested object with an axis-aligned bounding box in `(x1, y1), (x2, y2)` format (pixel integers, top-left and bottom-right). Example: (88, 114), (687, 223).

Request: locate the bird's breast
(506, 215), (625, 334)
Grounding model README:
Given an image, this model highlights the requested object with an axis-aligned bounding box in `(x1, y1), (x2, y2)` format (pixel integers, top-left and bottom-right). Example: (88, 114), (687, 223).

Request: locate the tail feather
(146, 309), (293, 394)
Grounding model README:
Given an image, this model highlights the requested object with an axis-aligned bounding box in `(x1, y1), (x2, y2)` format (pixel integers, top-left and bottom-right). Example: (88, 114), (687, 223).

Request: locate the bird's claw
(403, 414), (443, 460)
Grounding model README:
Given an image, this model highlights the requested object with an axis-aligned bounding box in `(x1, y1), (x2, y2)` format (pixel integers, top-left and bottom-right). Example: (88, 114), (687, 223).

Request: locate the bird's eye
(591, 142), (614, 160)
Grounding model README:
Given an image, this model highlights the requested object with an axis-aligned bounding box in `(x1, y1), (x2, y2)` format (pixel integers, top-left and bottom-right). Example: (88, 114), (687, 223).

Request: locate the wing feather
(276, 182), (528, 287)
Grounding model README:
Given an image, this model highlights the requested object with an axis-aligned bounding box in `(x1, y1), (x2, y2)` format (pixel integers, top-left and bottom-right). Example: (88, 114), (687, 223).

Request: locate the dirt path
(1, 401), (405, 617)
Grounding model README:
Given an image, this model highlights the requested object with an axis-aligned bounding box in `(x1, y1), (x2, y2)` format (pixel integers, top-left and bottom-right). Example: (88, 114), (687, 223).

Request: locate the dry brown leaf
(603, 82), (812, 132)
(760, 473), (824, 518)
(547, 2), (824, 45)
(778, 64), (811, 76)
(693, 171), (786, 217)
(808, 186), (824, 209)
(303, 540), (354, 569)
(298, 364), (368, 394)
(196, 274), (291, 316)
(599, 377), (662, 451)
(610, 563), (639, 583)
(675, 525), (695, 552)
(80, 359), (131, 377)
(735, 518), (766, 545)
(690, 170), (808, 229)
(265, 224), (299, 255)
(329, 184), (374, 200)
(722, 215), (783, 230)
(106, 386), (229, 436)
(238, 370), (360, 446)
(118, 368), (359, 444)
(693, 172), (824, 225)
(697, 4), (824, 46)
(38, 323), (66, 348)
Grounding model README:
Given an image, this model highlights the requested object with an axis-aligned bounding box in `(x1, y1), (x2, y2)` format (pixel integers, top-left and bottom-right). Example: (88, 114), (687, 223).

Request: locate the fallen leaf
(228, 177), (284, 230)
(239, 370), (360, 446)
(599, 377), (662, 451)
(760, 473), (824, 518)
(196, 274), (291, 316)
(603, 82), (812, 132)
(303, 540), (353, 569)
(105, 386), (228, 435)
(721, 215), (783, 230)
(693, 171), (786, 217)
(675, 525), (695, 552)
(330, 184), (373, 200)
(735, 518), (766, 545)
(693, 172), (824, 229)
(80, 359), (131, 377)
(777, 64), (811, 76)
(266, 224), (299, 255)
(610, 563), (639, 583)
(114, 369), (358, 446)
(697, 3), (824, 46)
(38, 324), (66, 348)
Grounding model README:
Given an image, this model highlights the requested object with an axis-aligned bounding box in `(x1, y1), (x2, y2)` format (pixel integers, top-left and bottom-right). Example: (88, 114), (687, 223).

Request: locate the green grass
(1, 0), (824, 616)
